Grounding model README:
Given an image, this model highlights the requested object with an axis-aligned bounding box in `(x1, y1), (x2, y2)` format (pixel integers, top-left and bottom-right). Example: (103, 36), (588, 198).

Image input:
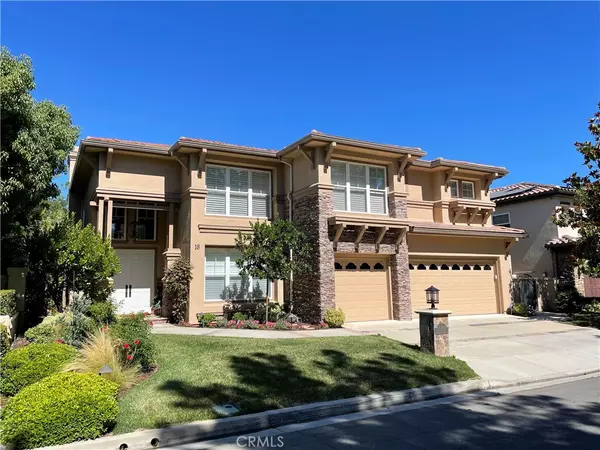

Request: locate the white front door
(113, 249), (155, 314)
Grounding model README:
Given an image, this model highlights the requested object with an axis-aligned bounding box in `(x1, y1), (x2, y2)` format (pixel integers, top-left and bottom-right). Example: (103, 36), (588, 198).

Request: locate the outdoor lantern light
(98, 365), (113, 376)
(425, 286), (440, 309)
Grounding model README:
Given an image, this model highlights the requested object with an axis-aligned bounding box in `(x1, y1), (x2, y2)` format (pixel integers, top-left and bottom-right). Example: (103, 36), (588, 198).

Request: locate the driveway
(344, 314), (600, 382)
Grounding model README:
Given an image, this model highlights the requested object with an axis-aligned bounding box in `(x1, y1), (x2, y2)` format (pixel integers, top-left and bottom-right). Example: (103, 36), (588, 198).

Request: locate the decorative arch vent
(360, 262), (371, 270)
(452, 264), (461, 270)
(429, 264), (438, 270)
(484, 265), (492, 271)
(417, 264), (427, 270)
(374, 262), (384, 270)
(334, 262), (343, 270)
(409, 264), (415, 270)
(441, 264), (449, 270)
(346, 262), (357, 270)
(463, 264), (472, 270)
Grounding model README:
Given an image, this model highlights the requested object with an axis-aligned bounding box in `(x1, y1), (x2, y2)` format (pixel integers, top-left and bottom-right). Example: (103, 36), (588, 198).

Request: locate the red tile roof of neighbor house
(546, 235), (578, 247)
(490, 182), (575, 203)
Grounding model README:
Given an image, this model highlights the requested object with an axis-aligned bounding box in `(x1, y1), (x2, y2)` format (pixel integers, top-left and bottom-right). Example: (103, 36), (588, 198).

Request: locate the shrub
(243, 320), (260, 329)
(0, 324), (11, 359)
(210, 317), (227, 328)
(507, 303), (536, 317)
(274, 319), (291, 330)
(555, 288), (584, 314)
(24, 322), (58, 343)
(254, 302), (283, 322)
(64, 329), (138, 389)
(0, 372), (119, 449)
(64, 293), (94, 347)
(0, 289), (17, 316)
(163, 257), (193, 323)
(197, 312), (218, 327)
(324, 308), (345, 328)
(88, 301), (117, 326)
(110, 312), (155, 370)
(0, 343), (78, 396)
(232, 312), (248, 321)
(582, 301), (600, 313)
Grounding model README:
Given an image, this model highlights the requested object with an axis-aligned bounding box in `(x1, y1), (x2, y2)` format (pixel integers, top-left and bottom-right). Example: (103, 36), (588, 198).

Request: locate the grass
(115, 335), (477, 433)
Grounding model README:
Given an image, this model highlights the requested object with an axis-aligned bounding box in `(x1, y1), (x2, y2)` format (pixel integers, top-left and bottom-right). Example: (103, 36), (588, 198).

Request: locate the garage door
(410, 259), (498, 315)
(334, 256), (391, 322)
(113, 249), (155, 314)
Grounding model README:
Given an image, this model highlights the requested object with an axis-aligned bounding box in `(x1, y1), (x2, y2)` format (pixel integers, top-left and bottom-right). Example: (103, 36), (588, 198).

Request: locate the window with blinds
(205, 248), (270, 301)
(206, 166), (271, 218)
(331, 161), (387, 214)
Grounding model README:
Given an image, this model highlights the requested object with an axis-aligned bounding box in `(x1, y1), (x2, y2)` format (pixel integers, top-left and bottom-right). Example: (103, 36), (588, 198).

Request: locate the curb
(40, 369), (600, 450)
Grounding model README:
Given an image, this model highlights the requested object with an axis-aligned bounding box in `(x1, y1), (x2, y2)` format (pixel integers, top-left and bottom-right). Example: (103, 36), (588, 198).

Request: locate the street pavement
(167, 377), (600, 450)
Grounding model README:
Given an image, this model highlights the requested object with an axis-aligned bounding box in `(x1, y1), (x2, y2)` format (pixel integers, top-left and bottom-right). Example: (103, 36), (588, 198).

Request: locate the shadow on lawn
(156, 344), (463, 427)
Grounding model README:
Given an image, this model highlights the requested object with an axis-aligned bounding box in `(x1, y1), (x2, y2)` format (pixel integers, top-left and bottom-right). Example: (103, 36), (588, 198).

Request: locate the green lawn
(115, 335), (477, 433)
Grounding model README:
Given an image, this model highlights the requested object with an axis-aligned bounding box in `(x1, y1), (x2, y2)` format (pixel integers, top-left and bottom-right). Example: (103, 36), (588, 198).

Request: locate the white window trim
(332, 160), (388, 215)
(112, 207), (127, 241)
(135, 209), (157, 241)
(206, 165), (271, 218)
(492, 212), (511, 227)
(204, 248), (271, 302)
(450, 179), (476, 200)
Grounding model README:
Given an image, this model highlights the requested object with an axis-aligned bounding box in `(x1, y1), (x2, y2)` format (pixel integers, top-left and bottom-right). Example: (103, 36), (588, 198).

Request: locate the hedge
(0, 372), (119, 449)
(0, 289), (17, 316)
(0, 342), (78, 396)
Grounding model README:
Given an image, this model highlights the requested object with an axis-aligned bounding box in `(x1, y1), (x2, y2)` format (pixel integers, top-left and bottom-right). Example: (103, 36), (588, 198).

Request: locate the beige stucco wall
(494, 195), (574, 277)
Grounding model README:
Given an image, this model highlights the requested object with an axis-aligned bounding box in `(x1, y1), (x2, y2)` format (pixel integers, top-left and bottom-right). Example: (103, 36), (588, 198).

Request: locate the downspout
(278, 156), (294, 313)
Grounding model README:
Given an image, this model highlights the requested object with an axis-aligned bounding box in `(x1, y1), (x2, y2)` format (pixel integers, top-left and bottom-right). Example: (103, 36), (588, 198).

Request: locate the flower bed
(180, 318), (329, 330)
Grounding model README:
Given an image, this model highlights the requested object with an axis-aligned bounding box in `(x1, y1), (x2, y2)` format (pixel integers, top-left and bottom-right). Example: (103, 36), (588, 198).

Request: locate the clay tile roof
(490, 181), (574, 203)
(178, 137), (278, 153)
(83, 137), (170, 151)
(546, 235), (578, 248)
(407, 220), (527, 237)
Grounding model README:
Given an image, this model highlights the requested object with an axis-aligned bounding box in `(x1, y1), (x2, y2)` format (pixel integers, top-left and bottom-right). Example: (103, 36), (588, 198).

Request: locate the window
(334, 262), (343, 270)
(473, 264), (482, 270)
(136, 209), (156, 241)
(112, 207), (126, 240)
(463, 264), (471, 270)
(206, 165), (271, 218)
(345, 262), (357, 270)
(360, 262), (371, 270)
(441, 264), (449, 270)
(374, 262), (384, 270)
(429, 264), (438, 270)
(492, 213), (511, 227)
(450, 180), (475, 200)
(417, 264), (426, 270)
(205, 248), (269, 301)
(331, 161), (387, 214)
(409, 264), (415, 270)
(484, 265), (492, 270)
(452, 264), (460, 270)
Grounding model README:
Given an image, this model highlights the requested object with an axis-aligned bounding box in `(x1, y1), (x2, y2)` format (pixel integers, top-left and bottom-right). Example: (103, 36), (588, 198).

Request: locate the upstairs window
(112, 207), (126, 240)
(136, 209), (156, 241)
(492, 213), (511, 227)
(450, 180), (476, 200)
(331, 161), (387, 214)
(206, 165), (271, 218)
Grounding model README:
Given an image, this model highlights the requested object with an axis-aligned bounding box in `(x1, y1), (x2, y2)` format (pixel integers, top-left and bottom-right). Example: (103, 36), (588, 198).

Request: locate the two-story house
(491, 182), (600, 309)
(68, 131), (525, 323)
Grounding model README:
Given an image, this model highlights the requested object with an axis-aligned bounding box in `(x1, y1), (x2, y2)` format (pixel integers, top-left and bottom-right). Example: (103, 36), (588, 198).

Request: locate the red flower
(127, 355), (133, 361)
(56, 339), (63, 344)
(123, 343), (130, 349)
(134, 339), (140, 345)
(149, 321), (154, 326)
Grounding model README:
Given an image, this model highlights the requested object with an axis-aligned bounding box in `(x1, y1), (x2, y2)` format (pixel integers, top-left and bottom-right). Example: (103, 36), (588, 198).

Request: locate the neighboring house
(491, 182), (600, 308)
(68, 131), (525, 323)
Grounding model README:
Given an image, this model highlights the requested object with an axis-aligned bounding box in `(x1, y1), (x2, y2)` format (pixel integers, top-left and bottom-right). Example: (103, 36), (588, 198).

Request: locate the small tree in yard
(555, 102), (600, 277)
(163, 258), (193, 323)
(235, 219), (312, 321)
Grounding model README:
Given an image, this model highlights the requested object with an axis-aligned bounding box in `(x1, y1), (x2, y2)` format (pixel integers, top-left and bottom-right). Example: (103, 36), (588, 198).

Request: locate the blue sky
(3, 1), (599, 191)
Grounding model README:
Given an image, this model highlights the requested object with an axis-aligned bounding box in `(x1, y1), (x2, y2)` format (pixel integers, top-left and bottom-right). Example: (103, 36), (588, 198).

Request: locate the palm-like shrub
(64, 329), (138, 389)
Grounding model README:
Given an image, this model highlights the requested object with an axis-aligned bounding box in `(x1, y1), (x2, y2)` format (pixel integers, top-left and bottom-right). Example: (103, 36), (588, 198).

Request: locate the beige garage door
(334, 256), (391, 322)
(410, 260), (498, 315)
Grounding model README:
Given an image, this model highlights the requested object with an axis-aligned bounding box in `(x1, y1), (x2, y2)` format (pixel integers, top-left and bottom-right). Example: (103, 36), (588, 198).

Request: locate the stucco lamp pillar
(415, 286), (452, 357)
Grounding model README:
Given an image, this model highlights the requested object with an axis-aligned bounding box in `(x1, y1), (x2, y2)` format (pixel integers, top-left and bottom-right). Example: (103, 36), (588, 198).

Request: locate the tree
(555, 102), (600, 277)
(1, 47), (79, 267)
(235, 219), (312, 319)
(163, 258), (193, 323)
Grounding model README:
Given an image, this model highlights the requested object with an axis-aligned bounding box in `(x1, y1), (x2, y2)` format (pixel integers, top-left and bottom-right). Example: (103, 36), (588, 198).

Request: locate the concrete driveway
(344, 314), (600, 382)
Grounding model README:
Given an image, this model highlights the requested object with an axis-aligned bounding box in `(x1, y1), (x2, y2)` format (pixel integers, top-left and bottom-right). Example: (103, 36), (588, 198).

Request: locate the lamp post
(425, 286), (440, 309)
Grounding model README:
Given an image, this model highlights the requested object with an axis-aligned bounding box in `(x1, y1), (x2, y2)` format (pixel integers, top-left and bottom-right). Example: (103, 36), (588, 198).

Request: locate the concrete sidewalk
(151, 323), (364, 338)
(345, 314), (600, 382)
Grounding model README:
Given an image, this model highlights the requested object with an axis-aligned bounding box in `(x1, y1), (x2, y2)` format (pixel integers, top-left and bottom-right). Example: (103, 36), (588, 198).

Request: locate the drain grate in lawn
(115, 335), (477, 433)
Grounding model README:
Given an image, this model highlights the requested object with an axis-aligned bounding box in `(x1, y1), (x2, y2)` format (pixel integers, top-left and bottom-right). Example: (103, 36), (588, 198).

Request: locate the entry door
(114, 249), (155, 314)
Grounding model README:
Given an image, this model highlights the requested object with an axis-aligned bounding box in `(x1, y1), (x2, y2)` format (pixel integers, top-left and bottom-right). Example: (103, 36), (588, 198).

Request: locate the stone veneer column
(291, 188), (335, 322)
(389, 194), (412, 320)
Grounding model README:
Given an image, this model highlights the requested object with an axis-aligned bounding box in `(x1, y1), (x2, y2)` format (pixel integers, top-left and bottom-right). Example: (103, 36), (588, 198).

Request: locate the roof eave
(412, 159), (509, 175)
(170, 140), (278, 158)
(279, 132), (425, 158)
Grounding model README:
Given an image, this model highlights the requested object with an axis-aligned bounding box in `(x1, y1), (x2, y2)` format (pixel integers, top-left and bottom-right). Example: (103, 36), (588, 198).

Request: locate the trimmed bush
(0, 372), (119, 449)
(197, 312), (217, 327)
(324, 308), (345, 328)
(88, 301), (117, 326)
(232, 312), (248, 321)
(111, 312), (155, 370)
(0, 343), (78, 396)
(0, 324), (11, 359)
(0, 289), (17, 316)
(556, 287), (584, 314)
(25, 322), (58, 343)
(582, 301), (600, 313)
